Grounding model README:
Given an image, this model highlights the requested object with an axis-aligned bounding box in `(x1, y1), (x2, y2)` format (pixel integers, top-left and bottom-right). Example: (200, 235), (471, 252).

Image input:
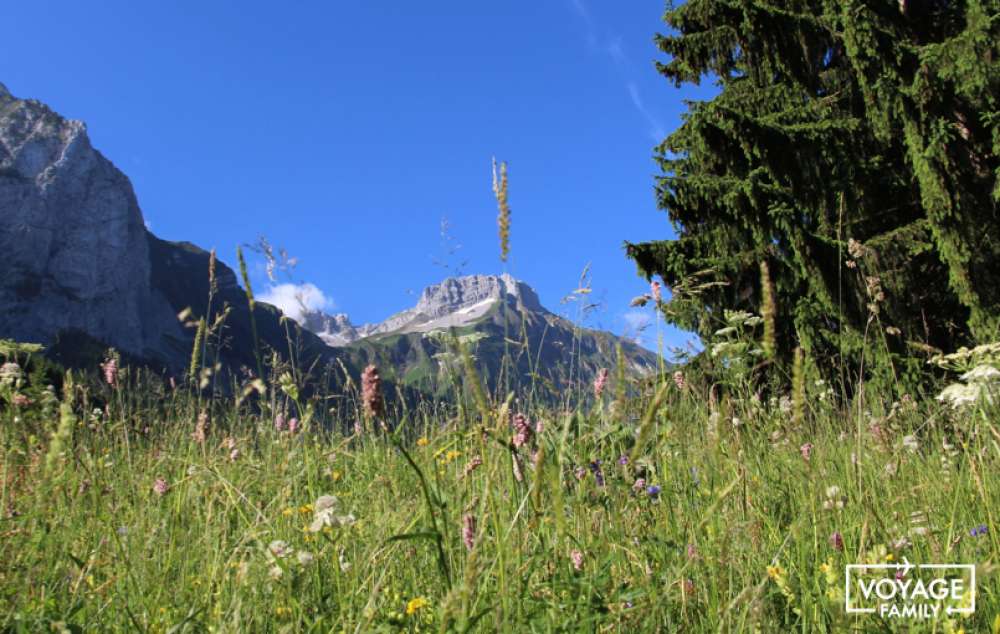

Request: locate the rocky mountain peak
(0, 84), (181, 359)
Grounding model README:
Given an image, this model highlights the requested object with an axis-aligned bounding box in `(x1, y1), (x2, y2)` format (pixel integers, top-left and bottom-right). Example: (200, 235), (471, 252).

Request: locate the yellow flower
(299, 504), (313, 514)
(406, 597), (430, 615)
(417, 437), (429, 447)
(819, 563), (830, 574)
(885, 553), (894, 562)
(282, 508), (294, 517)
(767, 565), (785, 580)
(331, 470), (342, 481)
(446, 450), (461, 461)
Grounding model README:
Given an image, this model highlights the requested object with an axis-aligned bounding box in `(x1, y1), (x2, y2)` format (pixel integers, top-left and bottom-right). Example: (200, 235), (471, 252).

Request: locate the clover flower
(268, 540), (292, 559)
(153, 477), (169, 497)
(830, 531), (844, 551)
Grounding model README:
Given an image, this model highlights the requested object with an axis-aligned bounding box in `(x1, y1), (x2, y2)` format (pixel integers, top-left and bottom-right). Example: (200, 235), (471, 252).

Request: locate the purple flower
(617, 455), (629, 466)
(646, 485), (661, 498)
(589, 460), (605, 487)
(970, 524), (988, 537)
(830, 531), (844, 551)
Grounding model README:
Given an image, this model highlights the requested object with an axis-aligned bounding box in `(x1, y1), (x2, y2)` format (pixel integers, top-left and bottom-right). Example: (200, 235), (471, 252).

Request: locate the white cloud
(627, 82), (666, 142)
(259, 282), (333, 324)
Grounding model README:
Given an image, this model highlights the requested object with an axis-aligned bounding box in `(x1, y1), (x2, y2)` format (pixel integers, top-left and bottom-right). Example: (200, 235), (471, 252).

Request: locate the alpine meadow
(2, 2), (1000, 633)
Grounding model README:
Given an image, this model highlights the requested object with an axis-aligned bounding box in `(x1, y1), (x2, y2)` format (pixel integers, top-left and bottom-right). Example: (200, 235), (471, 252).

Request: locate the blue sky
(3, 1), (715, 354)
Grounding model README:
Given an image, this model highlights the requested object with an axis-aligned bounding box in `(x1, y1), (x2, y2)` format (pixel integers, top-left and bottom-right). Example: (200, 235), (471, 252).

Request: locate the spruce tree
(628, 0), (1000, 387)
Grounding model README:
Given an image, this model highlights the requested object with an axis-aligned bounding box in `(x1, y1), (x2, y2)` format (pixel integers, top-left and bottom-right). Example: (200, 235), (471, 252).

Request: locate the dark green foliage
(628, 0), (1000, 389)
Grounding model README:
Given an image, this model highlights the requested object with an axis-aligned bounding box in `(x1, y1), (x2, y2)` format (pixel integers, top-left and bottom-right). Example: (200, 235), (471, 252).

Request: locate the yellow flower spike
(417, 437), (429, 447)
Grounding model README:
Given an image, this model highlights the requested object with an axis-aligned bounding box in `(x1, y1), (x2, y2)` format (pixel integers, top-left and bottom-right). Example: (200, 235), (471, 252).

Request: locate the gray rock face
(307, 274), (547, 346)
(0, 84), (180, 358)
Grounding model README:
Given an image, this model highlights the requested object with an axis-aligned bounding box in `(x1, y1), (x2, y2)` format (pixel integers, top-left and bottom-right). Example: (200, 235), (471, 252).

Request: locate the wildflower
(308, 494), (355, 532)
(268, 540), (292, 559)
(361, 364), (385, 420)
(632, 478), (646, 493)
(970, 524), (988, 538)
(0, 362), (22, 385)
(461, 455), (483, 479)
(589, 460), (605, 487)
(192, 411), (208, 444)
(288, 417), (299, 434)
(570, 549), (584, 571)
(830, 531), (844, 551)
(823, 485), (845, 510)
(686, 543), (698, 560)
(800, 442), (813, 462)
(12, 394), (31, 407)
(406, 597), (429, 616)
(682, 578), (695, 596)
(731, 416), (743, 428)
(651, 280), (662, 303)
(416, 437), (429, 447)
(100, 357), (118, 387)
(574, 466), (587, 481)
(617, 455), (629, 466)
(593, 368), (609, 398)
(296, 550), (314, 566)
(672, 370), (686, 390)
(268, 565), (283, 580)
(646, 485), (661, 498)
(274, 414), (286, 431)
(153, 477), (169, 496)
(230, 447), (241, 462)
(462, 513), (476, 551)
(512, 413), (533, 448)
(766, 564), (785, 580)
(901, 435), (919, 452)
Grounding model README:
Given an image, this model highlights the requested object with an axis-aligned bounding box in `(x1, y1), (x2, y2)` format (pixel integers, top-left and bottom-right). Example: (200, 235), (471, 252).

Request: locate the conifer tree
(628, 0), (1000, 385)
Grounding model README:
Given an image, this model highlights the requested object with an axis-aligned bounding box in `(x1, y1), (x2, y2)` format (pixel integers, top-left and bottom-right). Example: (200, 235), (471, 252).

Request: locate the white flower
(901, 435), (919, 452)
(731, 417), (743, 428)
(268, 540), (292, 559)
(297, 550), (314, 566)
(825, 485), (841, 499)
(961, 364), (1000, 385)
(714, 326), (737, 337)
(936, 383), (981, 409)
(778, 396), (792, 415)
(884, 462), (898, 476)
(268, 565), (283, 580)
(307, 494), (356, 532)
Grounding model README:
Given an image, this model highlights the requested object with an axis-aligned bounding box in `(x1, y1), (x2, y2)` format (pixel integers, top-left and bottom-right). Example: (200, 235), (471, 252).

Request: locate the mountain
(0, 82), (355, 380)
(298, 274), (661, 398)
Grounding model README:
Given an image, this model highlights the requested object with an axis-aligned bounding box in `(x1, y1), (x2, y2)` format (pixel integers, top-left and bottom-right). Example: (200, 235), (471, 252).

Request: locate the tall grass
(1, 340), (998, 632)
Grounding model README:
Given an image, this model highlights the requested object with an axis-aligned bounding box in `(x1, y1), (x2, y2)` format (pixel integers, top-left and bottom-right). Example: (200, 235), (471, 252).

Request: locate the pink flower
(800, 442), (814, 462)
(101, 357), (118, 387)
(361, 364), (384, 420)
(461, 455), (483, 479)
(229, 448), (241, 462)
(274, 414), (286, 432)
(288, 417), (299, 434)
(462, 514), (477, 551)
(570, 549), (584, 571)
(682, 578), (695, 596)
(632, 477), (646, 493)
(153, 477), (168, 496)
(512, 414), (533, 448)
(686, 543), (698, 560)
(650, 280), (662, 303)
(12, 394), (32, 407)
(593, 368), (609, 398)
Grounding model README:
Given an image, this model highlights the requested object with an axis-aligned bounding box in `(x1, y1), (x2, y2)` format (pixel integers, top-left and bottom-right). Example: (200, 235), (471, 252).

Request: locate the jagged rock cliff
(0, 82), (182, 360)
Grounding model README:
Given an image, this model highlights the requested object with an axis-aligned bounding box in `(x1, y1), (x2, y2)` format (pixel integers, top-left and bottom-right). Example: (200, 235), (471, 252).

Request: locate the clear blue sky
(3, 1), (715, 353)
